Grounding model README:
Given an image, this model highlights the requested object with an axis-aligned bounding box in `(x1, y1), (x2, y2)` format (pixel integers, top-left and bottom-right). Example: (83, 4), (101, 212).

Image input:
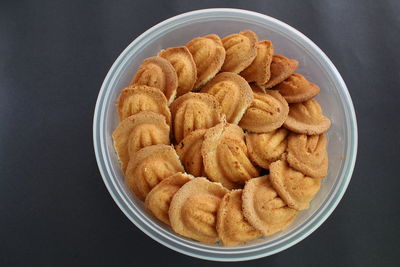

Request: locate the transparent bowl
(93, 8), (357, 261)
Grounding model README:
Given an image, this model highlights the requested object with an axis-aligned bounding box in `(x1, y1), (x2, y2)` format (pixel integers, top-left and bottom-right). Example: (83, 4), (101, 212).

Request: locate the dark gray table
(1, 0), (399, 266)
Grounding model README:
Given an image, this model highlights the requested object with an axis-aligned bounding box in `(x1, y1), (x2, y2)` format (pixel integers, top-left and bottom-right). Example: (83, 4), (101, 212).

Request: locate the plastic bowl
(93, 8), (357, 261)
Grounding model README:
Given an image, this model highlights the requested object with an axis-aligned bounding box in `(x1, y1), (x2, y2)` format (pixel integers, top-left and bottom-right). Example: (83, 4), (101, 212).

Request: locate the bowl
(93, 8), (357, 261)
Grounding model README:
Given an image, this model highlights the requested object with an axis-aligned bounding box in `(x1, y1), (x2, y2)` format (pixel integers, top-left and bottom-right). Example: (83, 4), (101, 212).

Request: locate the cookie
(125, 144), (184, 201)
(242, 176), (297, 235)
(169, 177), (228, 243)
(170, 92), (224, 143)
(186, 34), (226, 89)
(286, 133), (328, 178)
(269, 160), (321, 210)
(283, 99), (331, 134)
(240, 40), (274, 85)
(274, 73), (320, 103)
(158, 46), (197, 96)
(131, 56), (178, 105)
(145, 172), (193, 225)
(216, 190), (262, 246)
(263, 54), (298, 88)
(112, 111), (170, 172)
(202, 123), (259, 189)
(239, 88), (289, 133)
(221, 30), (258, 73)
(175, 129), (207, 177)
(116, 84), (171, 124)
(245, 128), (289, 169)
(201, 72), (253, 124)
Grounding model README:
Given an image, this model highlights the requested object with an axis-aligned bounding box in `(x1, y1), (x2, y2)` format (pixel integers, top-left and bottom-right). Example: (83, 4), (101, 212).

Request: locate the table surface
(1, 0), (399, 266)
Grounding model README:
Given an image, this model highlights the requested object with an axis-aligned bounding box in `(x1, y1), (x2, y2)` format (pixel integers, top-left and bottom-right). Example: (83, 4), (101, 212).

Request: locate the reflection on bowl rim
(93, 8), (358, 261)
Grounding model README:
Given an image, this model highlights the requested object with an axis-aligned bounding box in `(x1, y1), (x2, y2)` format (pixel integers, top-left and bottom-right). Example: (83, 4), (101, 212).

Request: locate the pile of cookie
(112, 30), (331, 246)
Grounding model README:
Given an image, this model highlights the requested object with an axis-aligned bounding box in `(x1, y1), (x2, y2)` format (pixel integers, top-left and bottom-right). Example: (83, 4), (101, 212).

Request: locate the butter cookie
(158, 46), (197, 96)
(286, 133), (328, 178)
(245, 128), (289, 169)
(145, 172), (193, 225)
(274, 73), (320, 103)
(169, 177), (228, 243)
(175, 129), (207, 177)
(170, 92), (224, 143)
(221, 30), (258, 73)
(186, 34), (226, 89)
(217, 190), (262, 246)
(112, 111), (170, 172)
(202, 123), (259, 189)
(242, 176), (297, 235)
(240, 40), (274, 84)
(283, 99), (331, 134)
(269, 160), (321, 210)
(125, 144), (184, 201)
(131, 56), (178, 104)
(116, 84), (171, 124)
(201, 72), (253, 124)
(239, 88), (288, 133)
(264, 54), (298, 88)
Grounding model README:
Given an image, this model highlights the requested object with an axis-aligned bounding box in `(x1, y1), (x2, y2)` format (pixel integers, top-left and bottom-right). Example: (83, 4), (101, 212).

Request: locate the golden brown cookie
(186, 34), (226, 89)
(283, 99), (331, 134)
(239, 89), (289, 133)
(175, 129), (207, 177)
(201, 72), (253, 124)
(158, 46), (197, 96)
(242, 176), (297, 235)
(125, 144), (184, 201)
(245, 128), (289, 169)
(131, 56), (178, 105)
(286, 133), (328, 178)
(216, 190), (262, 246)
(169, 177), (229, 243)
(170, 92), (224, 143)
(116, 84), (171, 124)
(112, 111), (170, 172)
(221, 30), (258, 73)
(145, 172), (193, 225)
(269, 160), (321, 210)
(202, 123), (259, 189)
(240, 40), (274, 84)
(274, 73), (320, 103)
(263, 55), (299, 88)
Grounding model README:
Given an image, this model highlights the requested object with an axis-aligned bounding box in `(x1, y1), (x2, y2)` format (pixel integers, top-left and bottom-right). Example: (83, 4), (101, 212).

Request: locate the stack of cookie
(112, 30), (331, 246)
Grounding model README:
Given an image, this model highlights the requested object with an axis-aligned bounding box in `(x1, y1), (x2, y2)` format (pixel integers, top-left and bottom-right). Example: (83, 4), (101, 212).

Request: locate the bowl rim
(93, 8), (358, 261)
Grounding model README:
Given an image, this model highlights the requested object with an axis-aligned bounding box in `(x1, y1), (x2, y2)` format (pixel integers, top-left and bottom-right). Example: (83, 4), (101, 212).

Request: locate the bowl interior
(94, 9), (356, 261)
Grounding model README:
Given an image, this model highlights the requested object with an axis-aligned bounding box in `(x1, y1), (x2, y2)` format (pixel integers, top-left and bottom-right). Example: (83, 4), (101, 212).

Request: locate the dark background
(1, 0), (399, 266)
